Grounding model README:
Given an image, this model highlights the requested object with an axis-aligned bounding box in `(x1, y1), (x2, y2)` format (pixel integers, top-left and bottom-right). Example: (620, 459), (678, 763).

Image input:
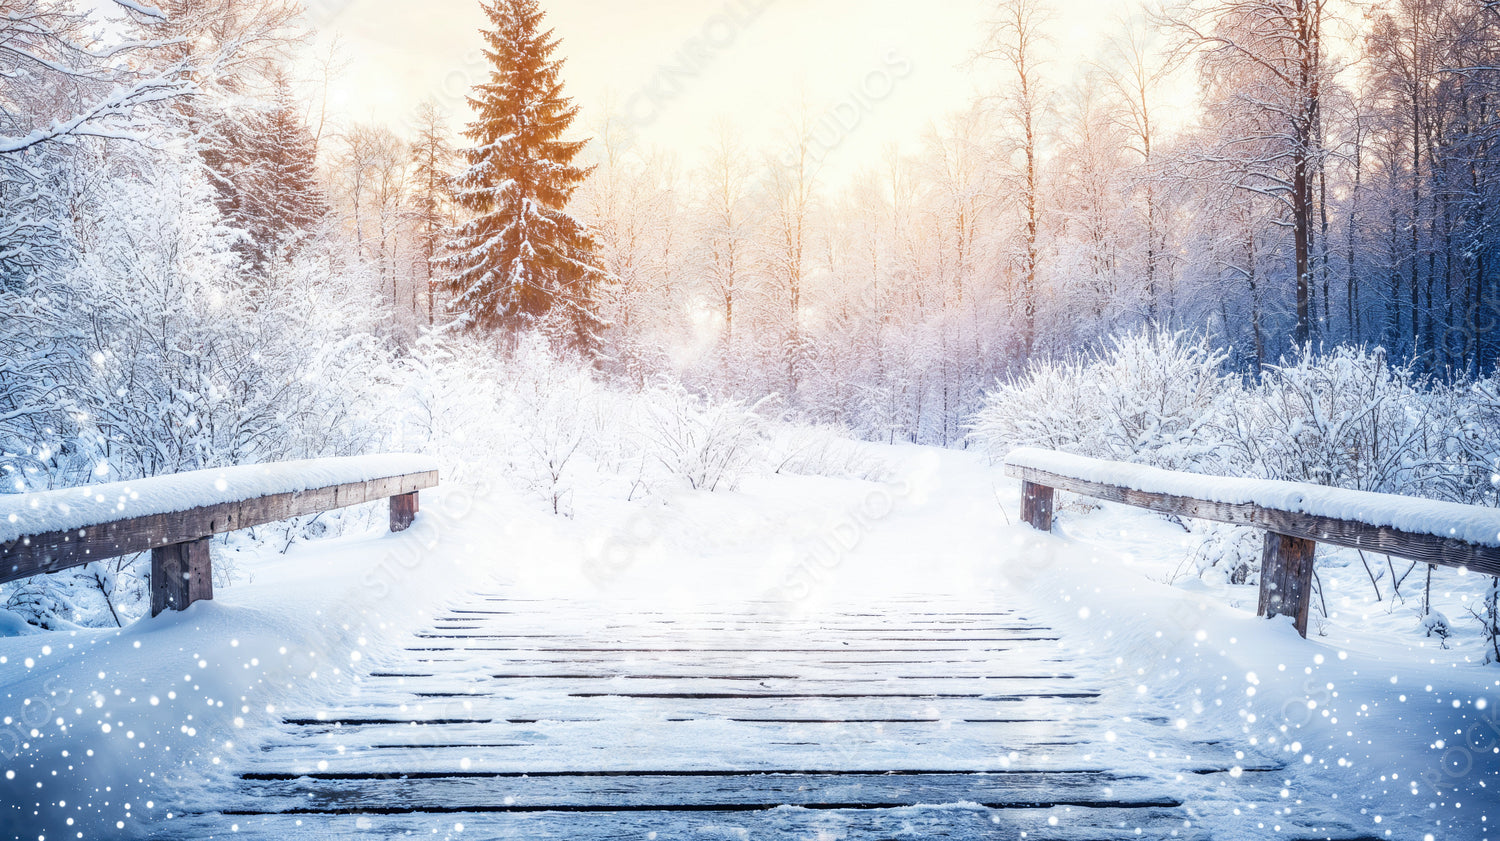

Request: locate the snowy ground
(1, 444), (1497, 840)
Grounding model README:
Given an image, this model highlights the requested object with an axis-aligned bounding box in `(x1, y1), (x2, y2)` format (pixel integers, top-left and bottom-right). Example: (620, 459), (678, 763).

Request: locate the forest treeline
(3, 0), (1500, 469)
(582, 0), (1500, 444)
(2, 0), (1499, 643)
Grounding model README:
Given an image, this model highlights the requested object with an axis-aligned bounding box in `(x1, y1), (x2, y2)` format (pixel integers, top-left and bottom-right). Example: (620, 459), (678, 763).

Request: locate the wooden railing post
(1021, 481), (1055, 532)
(390, 492), (420, 532)
(152, 537), (213, 617)
(1258, 531), (1317, 638)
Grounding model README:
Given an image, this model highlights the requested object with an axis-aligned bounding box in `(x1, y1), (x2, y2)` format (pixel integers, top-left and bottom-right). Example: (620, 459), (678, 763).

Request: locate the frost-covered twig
(1357, 550), (1382, 602)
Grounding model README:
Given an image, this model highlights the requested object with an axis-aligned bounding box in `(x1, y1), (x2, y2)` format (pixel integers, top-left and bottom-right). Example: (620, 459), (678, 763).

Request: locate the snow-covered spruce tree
(441, 0), (606, 350)
(198, 68), (328, 277)
(248, 69), (329, 263)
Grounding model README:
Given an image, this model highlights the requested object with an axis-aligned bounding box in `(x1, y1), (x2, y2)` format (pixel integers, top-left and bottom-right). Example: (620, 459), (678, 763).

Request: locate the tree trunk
(1294, 151), (1312, 347)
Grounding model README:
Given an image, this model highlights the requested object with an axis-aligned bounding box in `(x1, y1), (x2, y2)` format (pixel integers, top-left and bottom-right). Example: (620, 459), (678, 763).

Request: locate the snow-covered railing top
(0, 455), (439, 547)
(0, 455), (440, 616)
(1004, 447), (1500, 638)
(1005, 448), (1500, 554)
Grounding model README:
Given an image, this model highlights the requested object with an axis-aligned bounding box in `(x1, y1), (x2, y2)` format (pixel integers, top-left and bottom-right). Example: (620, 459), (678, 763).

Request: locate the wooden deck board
(155, 594), (1373, 840)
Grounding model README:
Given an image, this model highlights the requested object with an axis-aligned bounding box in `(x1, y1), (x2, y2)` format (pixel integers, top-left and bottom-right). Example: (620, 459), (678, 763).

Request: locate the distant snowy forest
(2, 0), (1500, 644)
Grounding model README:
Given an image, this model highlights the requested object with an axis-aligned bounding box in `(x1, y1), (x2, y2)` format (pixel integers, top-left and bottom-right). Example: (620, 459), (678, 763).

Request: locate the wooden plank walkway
(163, 592), (1377, 840)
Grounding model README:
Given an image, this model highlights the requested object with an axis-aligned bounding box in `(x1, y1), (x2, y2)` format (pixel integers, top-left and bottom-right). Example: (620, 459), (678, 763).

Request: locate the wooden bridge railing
(1004, 448), (1500, 638)
(0, 456), (440, 617)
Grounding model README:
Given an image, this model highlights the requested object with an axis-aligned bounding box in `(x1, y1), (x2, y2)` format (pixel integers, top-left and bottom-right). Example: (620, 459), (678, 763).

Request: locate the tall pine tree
(442, 0), (605, 348)
(259, 71), (328, 241)
(198, 69), (327, 276)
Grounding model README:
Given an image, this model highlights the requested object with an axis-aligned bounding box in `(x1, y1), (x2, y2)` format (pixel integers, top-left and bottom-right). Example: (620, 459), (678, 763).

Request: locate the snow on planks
(162, 596), (1374, 840)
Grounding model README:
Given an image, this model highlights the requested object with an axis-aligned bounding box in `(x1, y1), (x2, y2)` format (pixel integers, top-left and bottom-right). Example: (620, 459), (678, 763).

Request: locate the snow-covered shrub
(969, 337), (1500, 503)
(0, 558), (142, 630)
(391, 332), (609, 513)
(389, 331), (793, 508)
(1089, 332), (1236, 470)
(64, 146), (281, 478)
(1422, 610), (1453, 645)
(968, 331), (1237, 471)
(0, 140), (393, 488)
(1229, 347), (1436, 492)
(768, 425), (893, 482)
(394, 331), (509, 484)
(966, 354), (1104, 457)
(1435, 378), (1500, 507)
(1184, 523), (1262, 585)
(4, 578), (71, 631)
(502, 336), (601, 515)
(0, 144), (401, 628)
(641, 382), (767, 492)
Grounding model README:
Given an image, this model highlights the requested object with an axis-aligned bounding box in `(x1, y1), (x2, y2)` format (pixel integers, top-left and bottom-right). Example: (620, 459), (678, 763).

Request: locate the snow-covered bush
(0, 558), (136, 630)
(1182, 523), (1262, 585)
(641, 382), (767, 492)
(1090, 332), (1237, 470)
(968, 331), (1237, 471)
(966, 354), (1104, 457)
(1422, 610), (1454, 645)
(3, 578), (71, 631)
(0, 140), (394, 484)
(1435, 378), (1500, 507)
(388, 331), (787, 508)
(394, 331), (508, 482)
(768, 425), (894, 482)
(1229, 348), (1435, 492)
(503, 337), (602, 515)
(971, 334), (1500, 505)
(0, 143), (399, 628)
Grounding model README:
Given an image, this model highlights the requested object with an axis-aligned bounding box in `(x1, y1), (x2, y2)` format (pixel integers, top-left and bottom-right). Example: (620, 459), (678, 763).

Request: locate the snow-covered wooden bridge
(11, 451), (1496, 838)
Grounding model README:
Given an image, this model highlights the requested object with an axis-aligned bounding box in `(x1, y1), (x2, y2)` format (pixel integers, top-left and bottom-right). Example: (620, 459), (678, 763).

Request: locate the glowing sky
(311, 0), (1142, 181)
